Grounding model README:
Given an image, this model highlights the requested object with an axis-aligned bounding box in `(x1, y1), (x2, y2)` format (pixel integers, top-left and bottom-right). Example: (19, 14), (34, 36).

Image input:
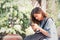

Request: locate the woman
(30, 7), (58, 40)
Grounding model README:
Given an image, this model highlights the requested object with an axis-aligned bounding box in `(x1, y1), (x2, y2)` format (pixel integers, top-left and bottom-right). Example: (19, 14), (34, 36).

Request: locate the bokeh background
(0, 0), (60, 40)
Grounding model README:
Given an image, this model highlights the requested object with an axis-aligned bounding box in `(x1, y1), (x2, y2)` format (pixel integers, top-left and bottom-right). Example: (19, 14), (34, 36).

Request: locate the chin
(38, 19), (41, 21)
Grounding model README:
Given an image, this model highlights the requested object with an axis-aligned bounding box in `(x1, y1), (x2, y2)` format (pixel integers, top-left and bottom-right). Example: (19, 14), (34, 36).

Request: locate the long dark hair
(31, 7), (48, 24)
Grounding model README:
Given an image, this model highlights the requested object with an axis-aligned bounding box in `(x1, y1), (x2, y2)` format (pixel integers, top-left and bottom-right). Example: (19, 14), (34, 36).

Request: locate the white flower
(14, 25), (22, 31)
(0, 27), (6, 33)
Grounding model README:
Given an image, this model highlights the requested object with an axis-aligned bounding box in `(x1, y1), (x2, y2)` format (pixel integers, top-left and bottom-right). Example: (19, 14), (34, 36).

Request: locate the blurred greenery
(0, 0), (33, 38)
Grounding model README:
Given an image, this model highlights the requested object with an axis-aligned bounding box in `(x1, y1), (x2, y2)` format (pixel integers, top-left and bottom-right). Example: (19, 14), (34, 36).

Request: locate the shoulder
(45, 17), (55, 25)
(47, 17), (54, 23)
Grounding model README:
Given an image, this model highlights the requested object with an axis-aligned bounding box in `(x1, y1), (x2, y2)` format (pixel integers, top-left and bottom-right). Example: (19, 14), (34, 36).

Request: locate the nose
(36, 17), (38, 20)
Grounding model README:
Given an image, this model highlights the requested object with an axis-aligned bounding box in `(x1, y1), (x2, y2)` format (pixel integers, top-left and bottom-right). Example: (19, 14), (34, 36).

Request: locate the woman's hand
(31, 23), (39, 31)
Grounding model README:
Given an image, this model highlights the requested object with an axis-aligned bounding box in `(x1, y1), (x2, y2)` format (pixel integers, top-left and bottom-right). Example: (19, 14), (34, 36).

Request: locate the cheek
(35, 15), (42, 20)
(39, 15), (41, 18)
(38, 14), (42, 19)
(38, 14), (43, 20)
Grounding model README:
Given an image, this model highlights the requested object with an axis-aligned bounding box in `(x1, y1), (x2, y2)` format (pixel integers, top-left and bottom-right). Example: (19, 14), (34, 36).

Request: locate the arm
(44, 18), (58, 40)
(31, 23), (50, 37)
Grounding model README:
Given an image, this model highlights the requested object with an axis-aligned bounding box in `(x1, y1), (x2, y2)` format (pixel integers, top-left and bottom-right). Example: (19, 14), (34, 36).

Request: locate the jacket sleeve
(44, 18), (58, 40)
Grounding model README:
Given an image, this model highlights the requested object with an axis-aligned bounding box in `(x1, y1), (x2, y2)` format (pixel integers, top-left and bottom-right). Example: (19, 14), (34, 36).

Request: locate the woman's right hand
(31, 23), (40, 32)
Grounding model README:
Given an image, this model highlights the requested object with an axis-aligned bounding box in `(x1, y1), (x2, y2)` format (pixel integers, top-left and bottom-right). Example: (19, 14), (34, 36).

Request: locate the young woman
(30, 7), (58, 40)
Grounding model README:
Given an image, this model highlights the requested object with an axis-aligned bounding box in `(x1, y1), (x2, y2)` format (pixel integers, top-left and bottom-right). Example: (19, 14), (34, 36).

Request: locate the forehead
(33, 13), (40, 17)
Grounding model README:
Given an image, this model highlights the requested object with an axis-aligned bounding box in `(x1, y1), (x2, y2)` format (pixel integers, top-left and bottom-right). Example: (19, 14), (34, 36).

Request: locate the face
(34, 11), (44, 21)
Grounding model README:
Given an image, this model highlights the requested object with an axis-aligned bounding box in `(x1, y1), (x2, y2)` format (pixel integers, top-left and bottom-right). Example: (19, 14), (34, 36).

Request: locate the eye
(35, 15), (38, 17)
(34, 14), (38, 17)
